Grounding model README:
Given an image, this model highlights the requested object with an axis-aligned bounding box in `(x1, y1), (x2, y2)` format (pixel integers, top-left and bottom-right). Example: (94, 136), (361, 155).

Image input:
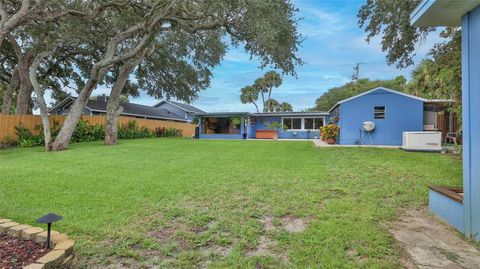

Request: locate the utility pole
(352, 63), (364, 83)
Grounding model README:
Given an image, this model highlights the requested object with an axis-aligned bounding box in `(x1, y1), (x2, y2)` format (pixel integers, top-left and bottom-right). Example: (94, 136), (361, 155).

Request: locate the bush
(155, 127), (183, 137)
(0, 135), (18, 149)
(320, 124), (340, 140)
(14, 123), (44, 147)
(118, 120), (155, 139)
(12, 119), (174, 148)
(71, 119), (105, 142)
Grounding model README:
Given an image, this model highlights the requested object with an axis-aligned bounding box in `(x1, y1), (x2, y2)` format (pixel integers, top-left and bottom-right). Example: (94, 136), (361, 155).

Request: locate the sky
(78, 0), (444, 113)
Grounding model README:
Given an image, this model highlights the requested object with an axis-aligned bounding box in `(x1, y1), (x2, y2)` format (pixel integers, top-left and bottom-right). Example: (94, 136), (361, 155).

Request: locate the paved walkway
(313, 139), (400, 149)
(390, 208), (480, 269)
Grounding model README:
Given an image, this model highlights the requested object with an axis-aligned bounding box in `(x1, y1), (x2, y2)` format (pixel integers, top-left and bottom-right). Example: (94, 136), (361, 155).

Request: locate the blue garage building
(329, 87), (426, 146)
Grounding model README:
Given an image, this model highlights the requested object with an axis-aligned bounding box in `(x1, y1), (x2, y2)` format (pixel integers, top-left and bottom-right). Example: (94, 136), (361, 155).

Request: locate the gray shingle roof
(85, 99), (187, 121)
(155, 100), (205, 114)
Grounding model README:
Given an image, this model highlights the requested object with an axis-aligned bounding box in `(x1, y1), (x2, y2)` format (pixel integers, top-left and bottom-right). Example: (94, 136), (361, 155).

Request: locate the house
(154, 100), (205, 122)
(197, 111), (329, 139)
(411, 0), (480, 241)
(49, 96), (188, 122)
(328, 87), (456, 146)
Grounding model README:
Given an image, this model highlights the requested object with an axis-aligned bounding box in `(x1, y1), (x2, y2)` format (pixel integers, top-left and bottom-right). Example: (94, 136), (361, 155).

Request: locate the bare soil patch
(0, 233), (50, 269)
(389, 208), (480, 269)
(281, 216), (307, 233)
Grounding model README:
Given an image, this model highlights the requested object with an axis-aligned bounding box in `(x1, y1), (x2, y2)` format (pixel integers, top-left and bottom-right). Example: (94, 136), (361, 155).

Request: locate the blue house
(411, 0), (480, 241)
(328, 87), (426, 146)
(197, 111), (329, 140)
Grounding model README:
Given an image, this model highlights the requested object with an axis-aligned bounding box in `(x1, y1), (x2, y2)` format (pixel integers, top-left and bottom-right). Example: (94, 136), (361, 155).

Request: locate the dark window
(374, 106), (386, 119)
(283, 118), (292, 129)
(304, 118), (314, 129)
(314, 118), (324, 129)
(292, 118), (301, 129)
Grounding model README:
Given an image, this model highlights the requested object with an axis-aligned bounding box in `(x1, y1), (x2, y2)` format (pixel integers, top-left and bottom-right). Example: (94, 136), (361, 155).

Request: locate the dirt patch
(202, 244), (233, 257)
(389, 208), (480, 269)
(261, 216), (276, 232)
(281, 216), (307, 233)
(246, 236), (278, 257)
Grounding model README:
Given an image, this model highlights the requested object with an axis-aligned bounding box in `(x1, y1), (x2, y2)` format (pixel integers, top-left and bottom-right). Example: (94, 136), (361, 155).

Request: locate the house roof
(411, 0), (480, 26)
(327, 87), (427, 113)
(197, 111), (329, 117)
(154, 100), (205, 114)
(255, 111), (329, 117)
(197, 112), (253, 117)
(50, 97), (188, 122)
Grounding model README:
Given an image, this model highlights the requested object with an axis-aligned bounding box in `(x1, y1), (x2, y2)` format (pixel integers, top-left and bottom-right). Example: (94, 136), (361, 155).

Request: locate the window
(374, 106), (386, 119)
(283, 118), (302, 130)
(283, 118), (292, 129)
(283, 117), (325, 130)
(314, 118), (324, 129)
(292, 118), (302, 129)
(304, 118), (314, 129)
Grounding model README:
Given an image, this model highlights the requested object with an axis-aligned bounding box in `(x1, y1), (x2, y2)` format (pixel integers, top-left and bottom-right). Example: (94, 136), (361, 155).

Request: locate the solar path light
(36, 213), (63, 248)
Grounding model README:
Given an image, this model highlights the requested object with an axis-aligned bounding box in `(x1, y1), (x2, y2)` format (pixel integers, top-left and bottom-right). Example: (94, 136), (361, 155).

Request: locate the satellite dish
(363, 121), (375, 132)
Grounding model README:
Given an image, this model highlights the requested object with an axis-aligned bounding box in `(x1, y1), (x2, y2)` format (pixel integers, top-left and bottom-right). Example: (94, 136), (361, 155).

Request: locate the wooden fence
(0, 114), (196, 141)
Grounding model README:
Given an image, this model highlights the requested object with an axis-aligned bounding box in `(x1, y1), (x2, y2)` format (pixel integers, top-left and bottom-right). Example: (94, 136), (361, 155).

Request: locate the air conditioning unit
(402, 131), (442, 152)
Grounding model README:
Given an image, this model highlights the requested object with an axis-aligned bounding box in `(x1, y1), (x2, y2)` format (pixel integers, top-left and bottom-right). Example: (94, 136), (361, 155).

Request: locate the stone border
(0, 217), (77, 269)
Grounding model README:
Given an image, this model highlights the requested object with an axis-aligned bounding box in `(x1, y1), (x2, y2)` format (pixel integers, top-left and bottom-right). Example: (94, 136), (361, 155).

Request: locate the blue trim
(462, 6), (480, 241)
(429, 190), (465, 233)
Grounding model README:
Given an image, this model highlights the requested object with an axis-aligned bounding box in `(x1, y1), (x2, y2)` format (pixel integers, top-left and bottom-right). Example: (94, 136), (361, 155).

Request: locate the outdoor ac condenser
(402, 131), (442, 152)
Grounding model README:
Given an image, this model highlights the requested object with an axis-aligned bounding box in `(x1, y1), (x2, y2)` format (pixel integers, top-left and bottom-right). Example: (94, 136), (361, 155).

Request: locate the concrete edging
(0, 217), (77, 269)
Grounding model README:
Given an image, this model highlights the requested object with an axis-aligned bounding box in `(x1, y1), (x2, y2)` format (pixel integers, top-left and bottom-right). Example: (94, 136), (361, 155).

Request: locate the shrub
(14, 123), (44, 147)
(71, 119), (104, 142)
(155, 127), (182, 137)
(12, 118), (168, 148)
(320, 124), (340, 140)
(0, 135), (18, 149)
(118, 120), (155, 139)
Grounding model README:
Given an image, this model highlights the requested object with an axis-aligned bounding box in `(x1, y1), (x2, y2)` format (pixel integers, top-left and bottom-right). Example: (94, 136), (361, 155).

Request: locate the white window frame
(282, 117), (326, 131)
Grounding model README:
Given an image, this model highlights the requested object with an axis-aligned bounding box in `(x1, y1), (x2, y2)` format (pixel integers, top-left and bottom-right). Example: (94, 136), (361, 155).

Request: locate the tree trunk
(105, 60), (143, 145)
(267, 87), (273, 112)
(1, 67), (19, 114)
(15, 50), (34, 115)
(29, 50), (55, 151)
(105, 47), (150, 145)
(51, 19), (158, 151)
(253, 102), (259, 113)
(261, 91), (266, 112)
(51, 65), (107, 151)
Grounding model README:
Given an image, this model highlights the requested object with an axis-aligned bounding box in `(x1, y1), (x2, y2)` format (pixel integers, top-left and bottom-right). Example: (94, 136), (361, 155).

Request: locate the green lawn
(0, 138), (462, 268)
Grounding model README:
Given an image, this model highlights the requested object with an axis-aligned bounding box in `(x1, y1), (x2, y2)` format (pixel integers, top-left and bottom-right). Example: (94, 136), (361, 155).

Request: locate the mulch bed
(0, 233), (50, 269)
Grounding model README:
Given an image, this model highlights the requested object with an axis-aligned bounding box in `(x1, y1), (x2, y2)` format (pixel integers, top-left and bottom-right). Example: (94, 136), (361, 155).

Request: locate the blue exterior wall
(254, 116), (321, 139)
(337, 89), (424, 146)
(462, 5), (480, 241)
(429, 190), (465, 233)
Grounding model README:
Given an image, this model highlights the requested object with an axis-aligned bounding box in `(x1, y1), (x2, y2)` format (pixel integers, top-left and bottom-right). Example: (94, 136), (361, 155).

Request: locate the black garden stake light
(36, 213), (63, 249)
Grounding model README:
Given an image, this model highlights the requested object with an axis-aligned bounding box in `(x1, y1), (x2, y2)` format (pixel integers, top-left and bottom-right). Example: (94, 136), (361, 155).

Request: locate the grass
(0, 138), (462, 268)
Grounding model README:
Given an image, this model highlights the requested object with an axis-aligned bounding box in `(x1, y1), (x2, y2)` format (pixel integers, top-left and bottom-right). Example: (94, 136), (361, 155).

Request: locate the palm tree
(265, 99), (280, 112)
(263, 71), (282, 111)
(240, 85), (260, 112)
(277, 102), (293, 112)
(253, 78), (266, 111)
